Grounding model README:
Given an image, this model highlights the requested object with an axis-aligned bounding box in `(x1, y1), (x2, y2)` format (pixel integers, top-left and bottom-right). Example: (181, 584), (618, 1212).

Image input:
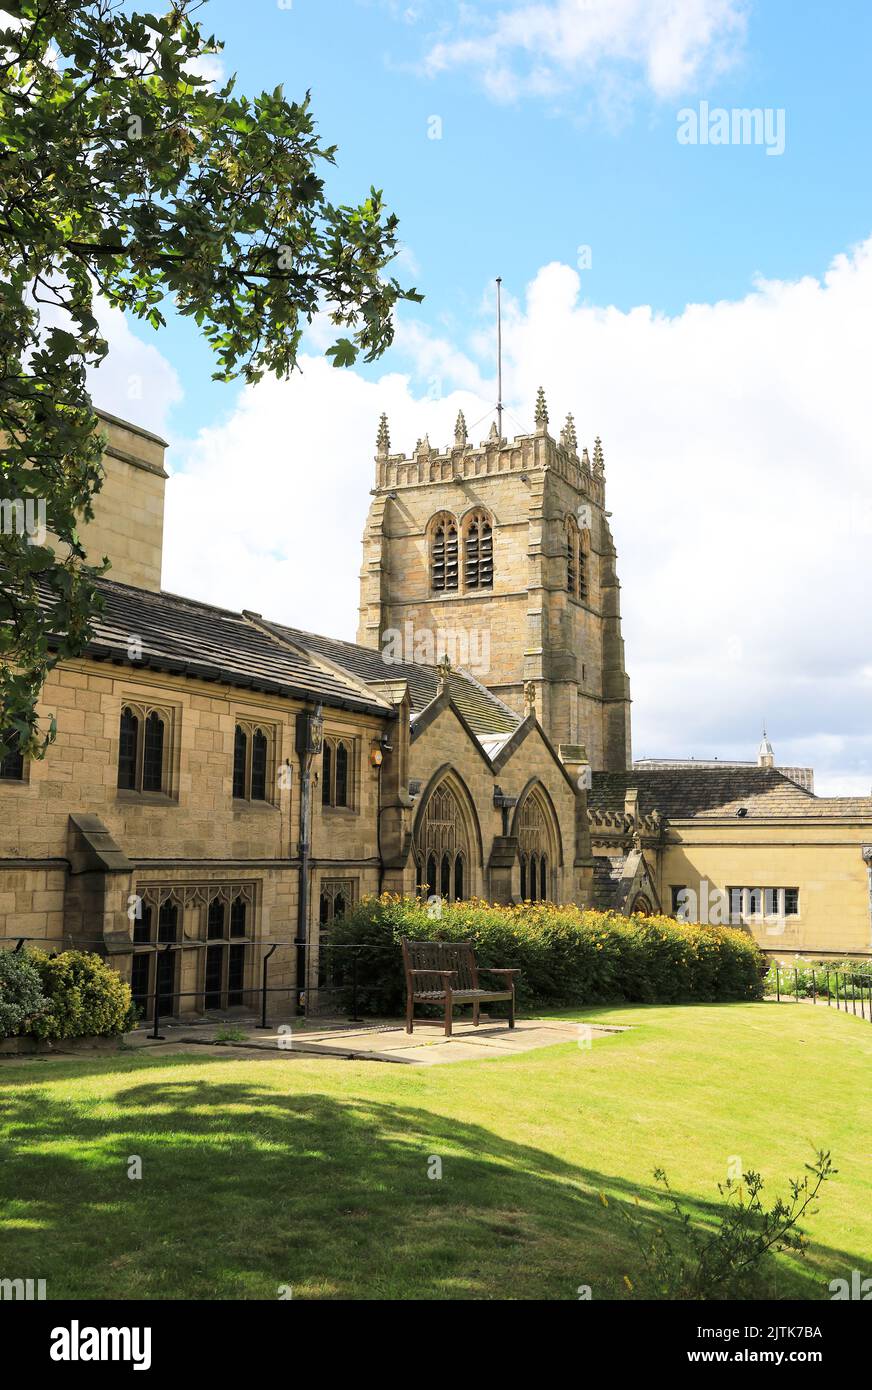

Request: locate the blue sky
(150, 0), (872, 441)
(91, 1), (872, 792)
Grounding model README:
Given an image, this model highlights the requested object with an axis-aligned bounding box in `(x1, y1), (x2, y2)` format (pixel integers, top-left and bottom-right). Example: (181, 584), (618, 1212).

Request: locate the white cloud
(87, 301), (183, 438)
(159, 234), (872, 794)
(422, 0), (749, 106)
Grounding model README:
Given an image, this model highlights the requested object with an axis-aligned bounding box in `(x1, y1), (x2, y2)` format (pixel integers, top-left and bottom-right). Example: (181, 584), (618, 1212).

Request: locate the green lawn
(0, 1001), (869, 1300)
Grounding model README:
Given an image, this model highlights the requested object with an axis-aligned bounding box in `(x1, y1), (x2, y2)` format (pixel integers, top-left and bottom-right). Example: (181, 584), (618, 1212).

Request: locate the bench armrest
(408, 969), (456, 981)
(477, 967), (520, 978)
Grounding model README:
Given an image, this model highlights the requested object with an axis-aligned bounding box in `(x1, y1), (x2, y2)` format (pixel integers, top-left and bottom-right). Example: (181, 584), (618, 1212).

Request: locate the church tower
(357, 391), (632, 771)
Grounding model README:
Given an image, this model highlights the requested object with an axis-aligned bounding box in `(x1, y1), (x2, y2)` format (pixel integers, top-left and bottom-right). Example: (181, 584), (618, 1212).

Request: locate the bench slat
(402, 936), (518, 1037)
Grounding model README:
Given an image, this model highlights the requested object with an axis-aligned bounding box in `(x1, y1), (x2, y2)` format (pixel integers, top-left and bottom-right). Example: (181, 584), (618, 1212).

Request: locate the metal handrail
(768, 963), (872, 1023)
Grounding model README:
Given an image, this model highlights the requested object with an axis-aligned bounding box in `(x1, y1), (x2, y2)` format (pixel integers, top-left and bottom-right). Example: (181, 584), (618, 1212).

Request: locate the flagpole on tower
(496, 276), (503, 440)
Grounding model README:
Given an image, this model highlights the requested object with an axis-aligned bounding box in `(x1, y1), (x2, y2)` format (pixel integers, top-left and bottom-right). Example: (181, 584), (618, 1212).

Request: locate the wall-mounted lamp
(370, 746), (384, 768)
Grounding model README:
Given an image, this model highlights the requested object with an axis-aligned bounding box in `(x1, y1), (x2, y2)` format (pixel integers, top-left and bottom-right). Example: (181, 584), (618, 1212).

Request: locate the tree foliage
(0, 0), (420, 753)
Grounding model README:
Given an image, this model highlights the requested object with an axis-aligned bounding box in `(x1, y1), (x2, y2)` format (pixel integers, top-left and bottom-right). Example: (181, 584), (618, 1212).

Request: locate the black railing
(0, 934), (401, 1033)
(766, 963), (872, 1023)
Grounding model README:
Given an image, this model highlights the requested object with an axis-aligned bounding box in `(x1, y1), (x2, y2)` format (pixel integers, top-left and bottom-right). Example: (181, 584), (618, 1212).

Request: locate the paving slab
(0, 1016), (625, 1068)
(173, 1017), (620, 1065)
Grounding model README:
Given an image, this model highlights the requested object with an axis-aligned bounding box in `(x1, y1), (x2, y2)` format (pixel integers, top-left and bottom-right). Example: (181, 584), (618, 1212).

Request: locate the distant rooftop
(595, 766), (872, 819)
(634, 751), (815, 792)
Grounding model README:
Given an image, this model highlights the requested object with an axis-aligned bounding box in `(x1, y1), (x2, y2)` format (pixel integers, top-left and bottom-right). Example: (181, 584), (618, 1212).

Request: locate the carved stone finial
(523, 680), (536, 715)
(487, 420), (500, 443)
(454, 410), (467, 447)
(415, 433), (431, 458)
(436, 654), (452, 691)
(592, 436), (605, 473)
(534, 386), (549, 430)
(376, 413), (390, 457)
(561, 413), (577, 451)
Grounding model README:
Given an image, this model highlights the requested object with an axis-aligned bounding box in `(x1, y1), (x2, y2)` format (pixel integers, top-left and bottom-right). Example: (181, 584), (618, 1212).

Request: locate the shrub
(27, 950), (135, 1040)
(325, 895), (765, 1015)
(617, 1149), (835, 1300)
(0, 950), (49, 1037)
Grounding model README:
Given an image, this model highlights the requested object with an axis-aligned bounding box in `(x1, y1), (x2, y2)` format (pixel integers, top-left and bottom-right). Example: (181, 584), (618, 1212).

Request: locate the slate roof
(591, 767), (872, 820)
(46, 580), (391, 715)
(259, 621), (522, 737)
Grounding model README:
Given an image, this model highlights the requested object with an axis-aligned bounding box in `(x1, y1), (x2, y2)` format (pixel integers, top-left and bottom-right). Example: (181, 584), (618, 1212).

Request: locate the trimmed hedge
(325, 895), (766, 1015)
(17, 950), (134, 1040)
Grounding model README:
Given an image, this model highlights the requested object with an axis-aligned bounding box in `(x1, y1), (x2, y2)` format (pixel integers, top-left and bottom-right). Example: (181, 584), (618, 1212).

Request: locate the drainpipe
(294, 704), (324, 1014)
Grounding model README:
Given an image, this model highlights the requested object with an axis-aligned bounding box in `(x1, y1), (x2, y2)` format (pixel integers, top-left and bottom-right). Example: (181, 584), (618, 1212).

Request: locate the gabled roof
(46, 579), (391, 716)
(258, 621), (522, 736)
(591, 767), (872, 820)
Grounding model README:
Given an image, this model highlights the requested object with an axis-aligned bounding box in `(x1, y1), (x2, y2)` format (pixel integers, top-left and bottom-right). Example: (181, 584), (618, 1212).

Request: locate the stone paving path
(1, 1016), (626, 1066)
(132, 1016), (622, 1065)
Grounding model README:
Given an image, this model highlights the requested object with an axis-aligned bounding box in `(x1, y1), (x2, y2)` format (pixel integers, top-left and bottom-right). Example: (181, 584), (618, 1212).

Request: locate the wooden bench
(401, 938), (519, 1037)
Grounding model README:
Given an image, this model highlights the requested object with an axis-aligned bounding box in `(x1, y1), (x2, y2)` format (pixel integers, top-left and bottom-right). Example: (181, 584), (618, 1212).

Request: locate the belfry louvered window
(565, 515), (590, 602)
(430, 515), (459, 591)
(578, 530), (589, 601)
(464, 511), (493, 590)
(566, 517), (578, 595)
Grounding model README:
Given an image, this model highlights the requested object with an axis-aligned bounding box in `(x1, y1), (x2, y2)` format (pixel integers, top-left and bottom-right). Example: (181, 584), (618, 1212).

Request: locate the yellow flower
(623, 1275), (633, 1291)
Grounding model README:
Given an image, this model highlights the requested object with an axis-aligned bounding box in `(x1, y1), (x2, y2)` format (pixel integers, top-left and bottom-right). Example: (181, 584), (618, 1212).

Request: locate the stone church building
(1, 399), (871, 1019)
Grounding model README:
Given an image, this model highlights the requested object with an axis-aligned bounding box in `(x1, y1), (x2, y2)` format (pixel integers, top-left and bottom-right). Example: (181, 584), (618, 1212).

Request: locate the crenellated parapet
(372, 403), (605, 507)
(589, 807), (663, 839)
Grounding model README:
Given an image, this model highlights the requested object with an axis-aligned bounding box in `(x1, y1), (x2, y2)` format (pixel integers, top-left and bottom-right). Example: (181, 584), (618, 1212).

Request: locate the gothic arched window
(430, 513), (459, 592)
(233, 722), (275, 802)
(118, 702), (172, 794)
(251, 730), (268, 801)
(322, 740), (332, 806)
(233, 725), (248, 798)
(335, 741), (349, 807)
(517, 789), (558, 903)
(416, 780), (474, 903)
(464, 510), (493, 590)
(203, 892), (251, 1010)
(142, 711), (165, 792)
(322, 736), (355, 810)
(118, 707), (139, 790)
